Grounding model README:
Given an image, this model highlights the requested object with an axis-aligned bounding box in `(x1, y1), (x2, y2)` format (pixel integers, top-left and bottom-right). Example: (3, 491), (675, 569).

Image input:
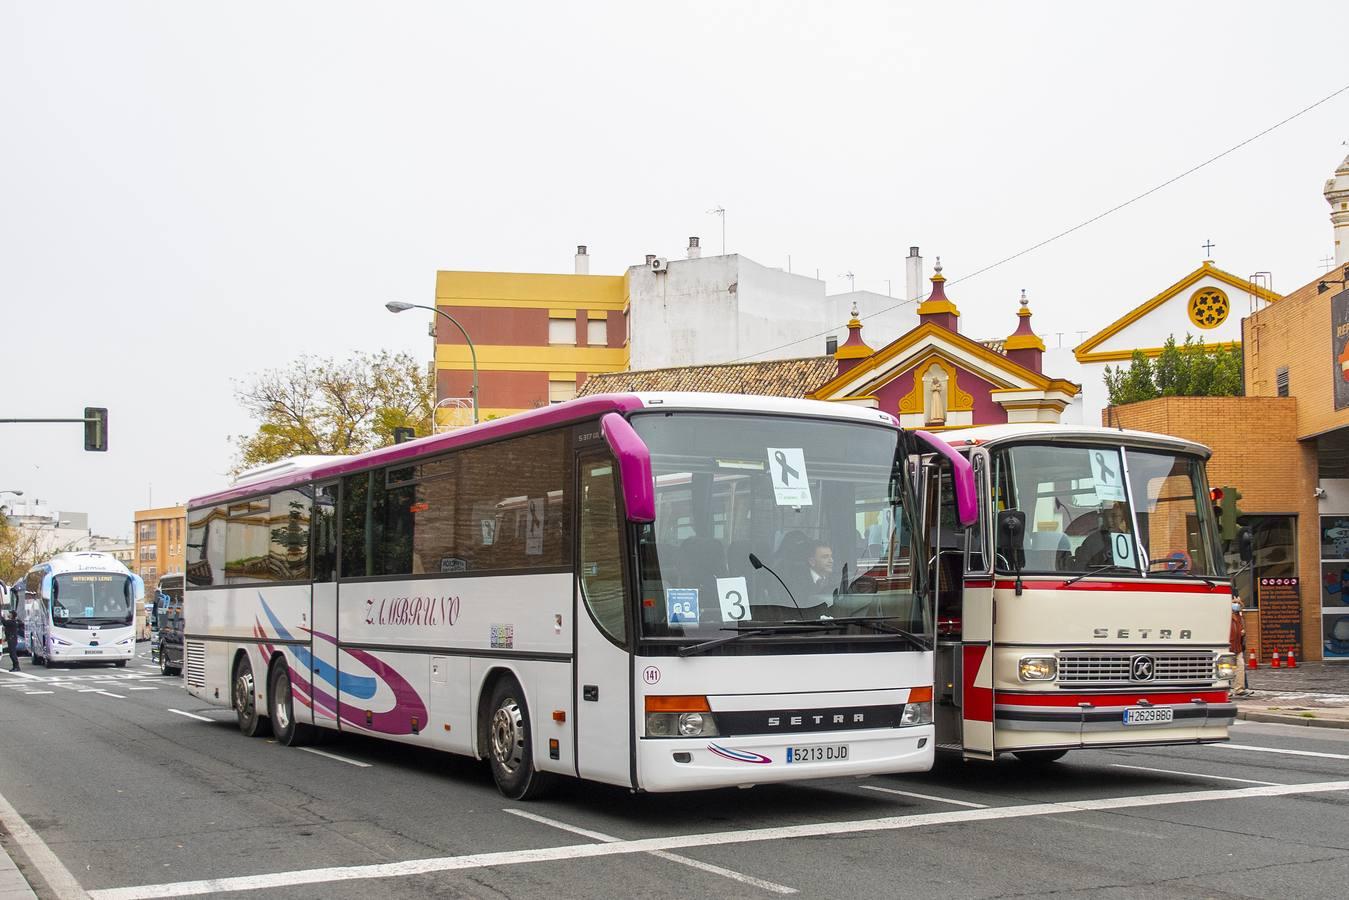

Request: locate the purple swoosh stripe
(304, 627), (428, 735)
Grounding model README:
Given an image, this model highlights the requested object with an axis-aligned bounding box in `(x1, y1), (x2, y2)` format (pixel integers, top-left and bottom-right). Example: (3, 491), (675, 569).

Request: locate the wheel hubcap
(234, 672), (255, 719)
(275, 678), (291, 730)
(490, 699), (525, 773)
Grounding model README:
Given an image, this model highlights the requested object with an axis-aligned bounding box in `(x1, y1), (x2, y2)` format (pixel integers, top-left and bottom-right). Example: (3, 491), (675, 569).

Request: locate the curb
(1238, 710), (1349, 730)
(0, 837), (38, 900)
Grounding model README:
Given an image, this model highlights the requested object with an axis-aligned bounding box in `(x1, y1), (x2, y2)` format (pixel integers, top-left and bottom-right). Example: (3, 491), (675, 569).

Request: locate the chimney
(687, 236), (701, 259)
(574, 245), (589, 275)
(905, 246), (923, 302)
(645, 254), (656, 266)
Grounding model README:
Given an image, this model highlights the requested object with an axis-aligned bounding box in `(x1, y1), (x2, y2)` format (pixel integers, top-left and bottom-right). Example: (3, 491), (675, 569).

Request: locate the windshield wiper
(677, 624), (824, 657)
(1145, 567), (1217, 588)
(1063, 564), (1136, 587)
(781, 616), (933, 650)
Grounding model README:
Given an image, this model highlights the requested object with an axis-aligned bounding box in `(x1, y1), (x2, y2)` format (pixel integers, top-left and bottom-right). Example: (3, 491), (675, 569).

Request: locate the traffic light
(84, 407), (108, 452)
(1213, 484), (1244, 542)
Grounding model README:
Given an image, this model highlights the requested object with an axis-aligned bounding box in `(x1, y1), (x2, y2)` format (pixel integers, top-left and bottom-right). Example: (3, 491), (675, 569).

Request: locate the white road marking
(89, 779), (1349, 900)
(1217, 743), (1349, 761)
(22, 691), (54, 695)
(126, 687), (158, 691)
(0, 668), (39, 679)
(78, 689), (125, 698)
(297, 747), (371, 768)
(167, 709), (213, 722)
(859, 785), (989, 808)
(0, 781), (92, 899)
(505, 808), (795, 895)
(1110, 764), (1280, 786)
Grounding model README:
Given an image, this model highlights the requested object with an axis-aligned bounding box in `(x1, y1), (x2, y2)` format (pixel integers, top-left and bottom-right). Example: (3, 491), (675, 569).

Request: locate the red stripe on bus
(992, 579), (1231, 595)
(995, 690), (1229, 707)
(962, 645), (994, 722)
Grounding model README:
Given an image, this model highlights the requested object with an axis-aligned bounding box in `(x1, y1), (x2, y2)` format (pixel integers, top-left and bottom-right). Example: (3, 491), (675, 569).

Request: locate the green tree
(232, 350), (434, 473)
(1104, 335), (1244, 406)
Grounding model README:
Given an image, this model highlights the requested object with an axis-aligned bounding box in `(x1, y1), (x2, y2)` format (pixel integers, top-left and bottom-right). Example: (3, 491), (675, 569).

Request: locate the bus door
(936, 450), (996, 760)
(573, 451), (634, 786)
(310, 482), (340, 730)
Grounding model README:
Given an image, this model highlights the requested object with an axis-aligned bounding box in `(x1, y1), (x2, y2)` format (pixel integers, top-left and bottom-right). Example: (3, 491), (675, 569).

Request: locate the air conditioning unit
(651, 257), (669, 273)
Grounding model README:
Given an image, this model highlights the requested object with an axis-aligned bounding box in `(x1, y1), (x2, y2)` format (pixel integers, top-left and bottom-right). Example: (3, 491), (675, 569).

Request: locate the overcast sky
(3, 1), (1347, 536)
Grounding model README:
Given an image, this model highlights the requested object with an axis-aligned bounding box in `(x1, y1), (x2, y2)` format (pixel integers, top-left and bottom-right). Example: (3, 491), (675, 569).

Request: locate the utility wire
(733, 81), (1349, 363)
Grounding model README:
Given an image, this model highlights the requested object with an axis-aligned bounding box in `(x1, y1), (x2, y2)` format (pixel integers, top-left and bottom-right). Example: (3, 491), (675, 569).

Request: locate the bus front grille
(1057, 651), (1215, 685)
(185, 641), (207, 688)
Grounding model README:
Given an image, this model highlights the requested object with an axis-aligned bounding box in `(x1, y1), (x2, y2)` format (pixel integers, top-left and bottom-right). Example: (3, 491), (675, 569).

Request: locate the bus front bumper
(994, 694), (1236, 750)
(636, 724), (934, 792)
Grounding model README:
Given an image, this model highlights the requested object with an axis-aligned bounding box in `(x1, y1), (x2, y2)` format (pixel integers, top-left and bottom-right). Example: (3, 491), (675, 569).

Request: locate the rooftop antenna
(708, 206), (726, 255)
(839, 271), (855, 292)
(1323, 255), (1336, 272)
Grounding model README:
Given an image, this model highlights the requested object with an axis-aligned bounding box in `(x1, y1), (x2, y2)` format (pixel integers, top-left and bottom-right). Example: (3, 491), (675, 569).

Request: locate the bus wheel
(485, 678), (555, 800)
(269, 662), (314, 747)
(115, 660), (127, 668)
(1013, 749), (1069, 764)
(232, 656), (272, 738)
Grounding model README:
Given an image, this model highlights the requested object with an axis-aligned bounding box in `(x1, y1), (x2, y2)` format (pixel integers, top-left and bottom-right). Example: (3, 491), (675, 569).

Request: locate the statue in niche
(926, 365), (948, 425)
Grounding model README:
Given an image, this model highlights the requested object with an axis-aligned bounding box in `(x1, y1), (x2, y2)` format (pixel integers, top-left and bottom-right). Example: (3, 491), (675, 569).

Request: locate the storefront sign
(1332, 289), (1349, 410)
(1258, 577), (1302, 657)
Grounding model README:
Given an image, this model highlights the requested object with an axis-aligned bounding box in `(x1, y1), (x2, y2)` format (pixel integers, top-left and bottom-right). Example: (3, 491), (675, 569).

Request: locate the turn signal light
(645, 695), (711, 713)
(908, 686), (933, 703)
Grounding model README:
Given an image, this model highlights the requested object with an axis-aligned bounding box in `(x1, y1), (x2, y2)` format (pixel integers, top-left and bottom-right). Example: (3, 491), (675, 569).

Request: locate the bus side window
(312, 484), (339, 583)
(579, 459), (627, 645)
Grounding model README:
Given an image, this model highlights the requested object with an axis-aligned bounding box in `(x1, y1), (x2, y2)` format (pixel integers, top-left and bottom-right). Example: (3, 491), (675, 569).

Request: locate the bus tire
(269, 661), (314, 747)
(232, 655), (271, 738)
(485, 678), (555, 801)
(115, 660), (127, 668)
(1013, 749), (1069, 764)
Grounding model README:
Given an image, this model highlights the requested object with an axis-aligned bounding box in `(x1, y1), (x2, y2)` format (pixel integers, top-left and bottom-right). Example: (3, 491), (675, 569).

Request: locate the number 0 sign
(716, 576), (751, 622)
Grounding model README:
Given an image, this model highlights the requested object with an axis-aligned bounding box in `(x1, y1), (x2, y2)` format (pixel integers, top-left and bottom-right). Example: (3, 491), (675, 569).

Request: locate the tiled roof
(577, 356), (837, 399)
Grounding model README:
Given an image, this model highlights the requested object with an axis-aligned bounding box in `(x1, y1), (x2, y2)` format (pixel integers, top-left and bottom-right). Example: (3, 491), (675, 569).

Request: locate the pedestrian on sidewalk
(2, 610), (22, 672)
(1229, 597), (1247, 696)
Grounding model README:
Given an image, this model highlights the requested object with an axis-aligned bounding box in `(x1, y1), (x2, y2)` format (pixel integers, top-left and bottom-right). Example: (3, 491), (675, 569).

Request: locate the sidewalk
(1235, 660), (1349, 729)
(0, 838), (37, 900)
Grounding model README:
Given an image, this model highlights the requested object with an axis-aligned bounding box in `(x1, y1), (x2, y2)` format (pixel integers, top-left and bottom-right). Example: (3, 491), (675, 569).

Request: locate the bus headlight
(645, 712), (719, 738)
(900, 702), (932, 726)
(1018, 656), (1057, 682)
(1216, 653), (1238, 681)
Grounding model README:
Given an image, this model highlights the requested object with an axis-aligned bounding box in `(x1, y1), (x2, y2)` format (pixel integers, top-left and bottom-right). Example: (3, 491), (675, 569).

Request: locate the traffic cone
(1286, 647), (1298, 668)
(1271, 648), (1282, 668)
(1247, 648), (1259, 669)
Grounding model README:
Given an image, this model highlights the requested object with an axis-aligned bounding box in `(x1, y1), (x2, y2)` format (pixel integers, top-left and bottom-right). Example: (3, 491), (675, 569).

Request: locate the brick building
(134, 505), (186, 592)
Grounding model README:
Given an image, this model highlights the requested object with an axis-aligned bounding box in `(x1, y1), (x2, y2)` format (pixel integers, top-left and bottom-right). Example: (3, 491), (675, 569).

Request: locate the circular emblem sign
(1188, 287), (1229, 329)
(642, 665), (661, 685)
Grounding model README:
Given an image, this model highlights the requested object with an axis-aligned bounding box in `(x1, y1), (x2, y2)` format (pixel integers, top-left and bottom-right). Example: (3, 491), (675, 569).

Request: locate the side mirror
(997, 509), (1026, 568)
(912, 430), (979, 527)
(1238, 526), (1255, 564)
(600, 412), (655, 523)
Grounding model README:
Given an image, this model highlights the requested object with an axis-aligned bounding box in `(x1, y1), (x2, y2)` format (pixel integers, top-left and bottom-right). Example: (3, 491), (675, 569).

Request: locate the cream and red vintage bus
(921, 424), (1240, 762)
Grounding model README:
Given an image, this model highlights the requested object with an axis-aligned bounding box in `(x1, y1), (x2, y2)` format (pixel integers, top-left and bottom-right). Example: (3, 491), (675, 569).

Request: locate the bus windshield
(992, 443), (1221, 577)
(630, 412), (925, 645)
(52, 573), (134, 626)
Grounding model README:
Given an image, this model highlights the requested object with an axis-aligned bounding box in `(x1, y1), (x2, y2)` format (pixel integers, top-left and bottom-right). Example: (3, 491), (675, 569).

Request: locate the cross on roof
(1202, 239), (1215, 258)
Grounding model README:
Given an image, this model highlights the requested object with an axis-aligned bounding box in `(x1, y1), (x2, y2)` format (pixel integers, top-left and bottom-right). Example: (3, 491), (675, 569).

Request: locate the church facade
(808, 261), (1080, 428)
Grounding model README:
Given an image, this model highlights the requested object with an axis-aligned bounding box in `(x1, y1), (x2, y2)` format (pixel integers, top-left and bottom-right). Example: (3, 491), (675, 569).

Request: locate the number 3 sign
(716, 576), (751, 622)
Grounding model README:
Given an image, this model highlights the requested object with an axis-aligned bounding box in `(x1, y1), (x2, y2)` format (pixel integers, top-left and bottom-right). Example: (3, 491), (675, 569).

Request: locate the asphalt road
(1, 655), (1347, 899)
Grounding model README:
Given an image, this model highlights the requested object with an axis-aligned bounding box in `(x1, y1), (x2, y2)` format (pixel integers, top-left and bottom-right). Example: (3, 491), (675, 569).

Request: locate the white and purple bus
(184, 393), (976, 797)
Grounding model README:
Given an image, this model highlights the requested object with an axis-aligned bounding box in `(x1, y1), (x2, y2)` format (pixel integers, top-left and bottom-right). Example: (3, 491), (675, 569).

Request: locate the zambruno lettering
(370, 595), (462, 628)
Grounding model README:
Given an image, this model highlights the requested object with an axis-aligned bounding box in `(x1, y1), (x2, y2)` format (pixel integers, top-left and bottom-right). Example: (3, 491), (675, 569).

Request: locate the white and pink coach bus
(184, 393), (976, 797)
(918, 424), (1240, 763)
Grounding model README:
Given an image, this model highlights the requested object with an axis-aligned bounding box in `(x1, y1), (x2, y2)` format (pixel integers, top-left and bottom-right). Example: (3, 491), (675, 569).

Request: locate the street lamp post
(386, 301), (479, 424)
